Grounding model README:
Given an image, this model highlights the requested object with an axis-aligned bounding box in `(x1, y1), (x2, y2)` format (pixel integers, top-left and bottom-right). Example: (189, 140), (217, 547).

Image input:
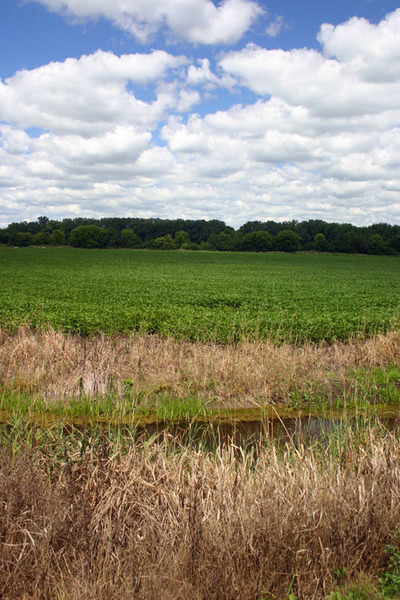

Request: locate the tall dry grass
(0, 429), (399, 600)
(1, 328), (399, 408)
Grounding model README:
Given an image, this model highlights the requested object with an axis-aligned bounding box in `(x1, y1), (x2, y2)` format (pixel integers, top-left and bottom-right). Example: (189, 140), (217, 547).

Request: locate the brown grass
(0, 429), (399, 600)
(0, 328), (399, 408)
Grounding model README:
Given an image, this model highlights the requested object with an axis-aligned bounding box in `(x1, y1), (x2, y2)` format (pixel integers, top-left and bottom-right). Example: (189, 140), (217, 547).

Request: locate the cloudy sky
(1, 0), (400, 228)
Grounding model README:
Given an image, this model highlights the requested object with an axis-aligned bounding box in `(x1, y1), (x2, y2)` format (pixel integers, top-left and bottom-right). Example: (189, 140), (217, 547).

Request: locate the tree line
(1, 216), (399, 255)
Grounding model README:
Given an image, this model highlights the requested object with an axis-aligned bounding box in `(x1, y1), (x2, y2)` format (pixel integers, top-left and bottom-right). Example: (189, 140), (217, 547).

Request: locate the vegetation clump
(1, 328), (399, 415)
(0, 425), (400, 600)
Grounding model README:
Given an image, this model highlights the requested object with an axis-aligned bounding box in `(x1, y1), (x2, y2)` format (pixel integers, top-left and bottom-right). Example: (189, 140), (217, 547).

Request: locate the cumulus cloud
(176, 89), (201, 112)
(1, 11), (400, 227)
(0, 50), (187, 136)
(219, 44), (400, 118)
(186, 58), (236, 90)
(30, 0), (263, 44)
(318, 8), (400, 82)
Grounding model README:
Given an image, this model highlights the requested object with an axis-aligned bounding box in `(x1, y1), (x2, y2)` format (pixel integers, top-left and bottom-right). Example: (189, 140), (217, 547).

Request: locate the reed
(1, 328), (399, 412)
(0, 425), (399, 600)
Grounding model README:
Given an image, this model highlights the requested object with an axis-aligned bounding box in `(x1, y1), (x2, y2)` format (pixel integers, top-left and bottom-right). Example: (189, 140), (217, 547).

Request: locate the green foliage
(69, 225), (105, 248)
(314, 232), (328, 252)
(369, 234), (389, 256)
(120, 228), (141, 248)
(15, 232), (34, 247)
(4, 215), (400, 254)
(32, 231), (50, 245)
(151, 233), (176, 250)
(379, 542), (400, 597)
(328, 583), (382, 600)
(275, 230), (301, 252)
(174, 230), (190, 248)
(328, 539), (400, 600)
(0, 248), (399, 343)
(49, 229), (65, 246)
(351, 366), (400, 405)
(155, 395), (205, 420)
(243, 231), (273, 252)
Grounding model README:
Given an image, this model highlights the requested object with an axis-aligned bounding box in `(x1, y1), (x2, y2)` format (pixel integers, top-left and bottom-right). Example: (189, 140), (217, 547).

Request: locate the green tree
(242, 231), (273, 252)
(368, 234), (389, 255)
(181, 242), (199, 251)
(15, 232), (34, 247)
(32, 232), (50, 245)
(69, 225), (104, 248)
(210, 229), (240, 251)
(50, 229), (66, 246)
(389, 233), (400, 254)
(174, 230), (190, 248)
(102, 228), (119, 248)
(314, 233), (328, 252)
(275, 230), (301, 252)
(120, 229), (141, 248)
(151, 234), (175, 250)
(238, 220), (267, 235)
(330, 224), (360, 253)
(37, 216), (49, 228)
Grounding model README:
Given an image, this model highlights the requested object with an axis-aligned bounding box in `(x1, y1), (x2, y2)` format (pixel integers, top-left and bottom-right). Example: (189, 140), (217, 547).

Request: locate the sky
(1, 0), (400, 229)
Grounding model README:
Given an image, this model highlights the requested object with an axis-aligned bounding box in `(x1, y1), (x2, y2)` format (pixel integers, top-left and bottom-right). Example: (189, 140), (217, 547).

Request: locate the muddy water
(1, 406), (399, 448)
(130, 410), (400, 448)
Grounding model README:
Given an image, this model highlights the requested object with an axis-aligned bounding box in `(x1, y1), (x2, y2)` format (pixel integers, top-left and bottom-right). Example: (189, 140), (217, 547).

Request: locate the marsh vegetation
(0, 248), (399, 599)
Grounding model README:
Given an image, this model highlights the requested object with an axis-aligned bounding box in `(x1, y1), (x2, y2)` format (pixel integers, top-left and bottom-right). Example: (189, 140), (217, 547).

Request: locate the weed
(0, 422), (400, 599)
(155, 394), (206, 420)
(1, 328), (399, 412)
(379, 540), (400, 597)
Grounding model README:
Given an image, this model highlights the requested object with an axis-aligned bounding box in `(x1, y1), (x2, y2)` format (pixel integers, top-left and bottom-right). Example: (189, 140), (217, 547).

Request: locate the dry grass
(0, 328), (399, 409)
(0, 429), (399, 600)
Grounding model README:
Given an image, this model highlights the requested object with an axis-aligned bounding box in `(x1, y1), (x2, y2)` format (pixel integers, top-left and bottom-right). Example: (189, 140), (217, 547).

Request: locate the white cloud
(177, 89), (201, 112)
(186, 58), (236, 91)
(1, 11), (400, 227)
(220, 44), (400, 118)
(30, 0), (263, 44)
(265, 15), (286, 38)
(318, 9), (400, 82)
(0, 50), (186, 136)
(187, 58), (219, 87)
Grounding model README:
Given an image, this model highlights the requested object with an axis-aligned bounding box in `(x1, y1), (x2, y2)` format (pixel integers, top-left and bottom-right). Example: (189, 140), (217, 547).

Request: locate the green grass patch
(0, 388), (206, 423)
(154, 394), (206, 421)
(287, 365), (400, 411)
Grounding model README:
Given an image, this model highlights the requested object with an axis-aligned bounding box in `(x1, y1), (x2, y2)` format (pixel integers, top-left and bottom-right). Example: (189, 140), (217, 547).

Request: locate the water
(1, 407), (399, 449)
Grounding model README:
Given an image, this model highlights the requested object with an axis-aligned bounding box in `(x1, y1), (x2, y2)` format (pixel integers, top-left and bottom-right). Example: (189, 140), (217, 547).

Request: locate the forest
(1, 215), (400, 254)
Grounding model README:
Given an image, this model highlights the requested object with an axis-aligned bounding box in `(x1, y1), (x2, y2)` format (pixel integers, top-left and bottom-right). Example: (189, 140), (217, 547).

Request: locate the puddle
(1, 406), (399, 449)
(130, 411), (400, 448)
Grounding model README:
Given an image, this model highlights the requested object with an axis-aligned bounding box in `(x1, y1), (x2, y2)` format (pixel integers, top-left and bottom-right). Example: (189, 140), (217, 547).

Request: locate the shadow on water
(1, 407), (400, 450)
(131, 412), (400, 450)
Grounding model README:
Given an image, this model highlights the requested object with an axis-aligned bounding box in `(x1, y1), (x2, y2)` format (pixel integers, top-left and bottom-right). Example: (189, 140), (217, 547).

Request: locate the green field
(0, 247), (399, 342)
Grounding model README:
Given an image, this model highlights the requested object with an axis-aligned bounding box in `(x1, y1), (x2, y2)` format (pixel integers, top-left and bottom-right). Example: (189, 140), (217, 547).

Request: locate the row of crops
(0, 248), (399, 343)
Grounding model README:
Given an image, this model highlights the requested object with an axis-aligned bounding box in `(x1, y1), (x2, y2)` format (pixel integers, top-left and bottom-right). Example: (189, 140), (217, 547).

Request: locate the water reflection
(1, 408), (399, 450)
(126, 411), (400, 450)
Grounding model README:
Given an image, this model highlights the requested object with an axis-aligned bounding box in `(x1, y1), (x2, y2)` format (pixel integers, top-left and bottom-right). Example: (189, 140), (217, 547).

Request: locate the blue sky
(1, 0), (400, 228)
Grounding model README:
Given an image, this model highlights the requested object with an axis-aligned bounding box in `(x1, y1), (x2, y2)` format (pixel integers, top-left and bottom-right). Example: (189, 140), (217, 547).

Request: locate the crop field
(0, 247), (399, 342)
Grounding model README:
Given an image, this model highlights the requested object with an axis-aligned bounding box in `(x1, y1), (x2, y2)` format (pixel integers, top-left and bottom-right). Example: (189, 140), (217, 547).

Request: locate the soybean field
(0, 247), (399, 343)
